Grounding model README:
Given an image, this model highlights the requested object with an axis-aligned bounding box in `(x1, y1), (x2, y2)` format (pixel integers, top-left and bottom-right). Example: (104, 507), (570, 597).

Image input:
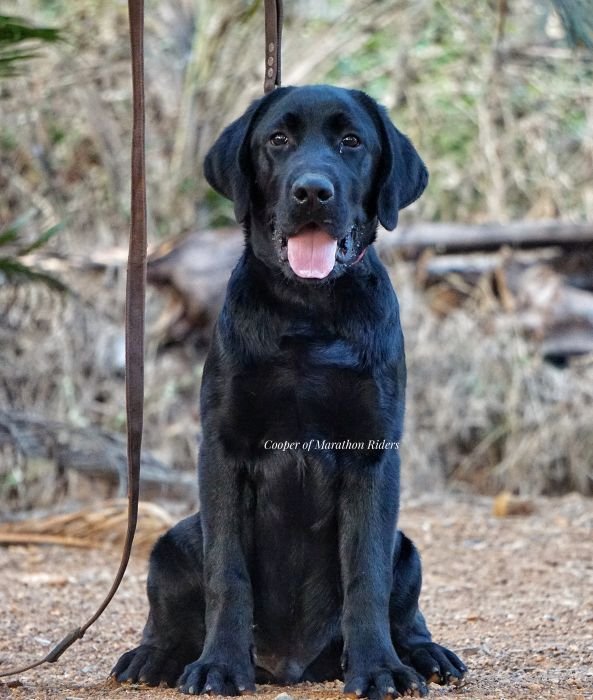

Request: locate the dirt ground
(1, 494), (592, 700)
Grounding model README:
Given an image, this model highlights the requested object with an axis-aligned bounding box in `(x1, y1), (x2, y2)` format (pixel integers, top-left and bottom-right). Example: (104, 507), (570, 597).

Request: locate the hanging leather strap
(0, 0), (286, 681)
(0, 0), (146, 678)
(264, 0), (283, 93)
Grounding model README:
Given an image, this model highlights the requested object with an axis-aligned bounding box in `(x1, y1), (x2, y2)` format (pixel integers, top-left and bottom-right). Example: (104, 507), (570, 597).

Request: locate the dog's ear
(356, 93), (428, 231)
(204, 88), (290, 224)
(377, 119), (429, 230)
(203, 102), (258, 223)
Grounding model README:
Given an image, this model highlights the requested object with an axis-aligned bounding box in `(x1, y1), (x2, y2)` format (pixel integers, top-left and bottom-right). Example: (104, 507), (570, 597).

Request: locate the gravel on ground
(1, 494), (592, 700)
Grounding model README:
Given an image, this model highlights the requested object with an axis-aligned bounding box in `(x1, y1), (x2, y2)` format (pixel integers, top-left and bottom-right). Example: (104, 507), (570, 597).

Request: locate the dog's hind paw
(111, 644), (184, 687)
(404, 643), (467, 686)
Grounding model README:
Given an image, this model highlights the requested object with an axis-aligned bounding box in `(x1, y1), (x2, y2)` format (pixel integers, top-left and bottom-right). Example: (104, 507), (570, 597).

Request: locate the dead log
(147, 227), (242, 344)
(418, 247), (593, 293)
(142, 223), (593, 356)
(513, 265), (593, 361)
(0, 411), (197, 501)
(24, 220), (593, 347)
(540, 324), (593, 364)
(416, 247), (564, 287)
(428, 258), (593, 359)
(514, 265), (593, 326)
(376, 219), (593, 260)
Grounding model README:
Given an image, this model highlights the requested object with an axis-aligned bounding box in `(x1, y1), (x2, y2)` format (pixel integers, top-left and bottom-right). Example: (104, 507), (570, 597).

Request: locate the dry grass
(0, 263), (202, 513)
(1, 0), (592, 509)
(2, 0), (592, 244)
(398, 263), (593, 496)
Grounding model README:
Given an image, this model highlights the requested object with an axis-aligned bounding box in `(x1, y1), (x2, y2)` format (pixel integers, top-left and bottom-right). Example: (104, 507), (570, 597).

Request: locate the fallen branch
(0, 533), (96, 548)
(416, 247), (564, 287)
(0, 499), (175, 552)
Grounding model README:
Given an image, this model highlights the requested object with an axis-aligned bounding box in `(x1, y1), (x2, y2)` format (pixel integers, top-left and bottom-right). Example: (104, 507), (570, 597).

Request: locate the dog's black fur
(113, 85), (466, 697)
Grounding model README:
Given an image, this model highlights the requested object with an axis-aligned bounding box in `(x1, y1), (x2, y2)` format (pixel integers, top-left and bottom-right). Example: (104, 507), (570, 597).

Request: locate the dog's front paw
(343, 651), (428, 699)
(403, 642), (466, 686)
(178, 656), (255, 696)
(111, 644), (184, 687)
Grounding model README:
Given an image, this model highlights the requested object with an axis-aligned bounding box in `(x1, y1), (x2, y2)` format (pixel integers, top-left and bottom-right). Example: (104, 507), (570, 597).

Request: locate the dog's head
(204, 85), (427, 282)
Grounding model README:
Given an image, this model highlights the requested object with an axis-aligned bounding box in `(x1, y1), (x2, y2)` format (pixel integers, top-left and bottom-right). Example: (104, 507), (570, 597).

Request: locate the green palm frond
(0, 218), (68, 293)
(17, 222), (62, 256)
(0, 228), (19, 247)
(0, 258), (69, 292)
(0, 15), (62, 78)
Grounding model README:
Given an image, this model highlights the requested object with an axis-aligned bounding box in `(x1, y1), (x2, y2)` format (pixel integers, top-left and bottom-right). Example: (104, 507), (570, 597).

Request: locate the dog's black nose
(291, 174), (335, 206)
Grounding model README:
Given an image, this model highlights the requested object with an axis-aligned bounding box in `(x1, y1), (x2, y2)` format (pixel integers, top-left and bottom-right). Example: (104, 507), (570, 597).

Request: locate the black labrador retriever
(113, 85), (466, 697)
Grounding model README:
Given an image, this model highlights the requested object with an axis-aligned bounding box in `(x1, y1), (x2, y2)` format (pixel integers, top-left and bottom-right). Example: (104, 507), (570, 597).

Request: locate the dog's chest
(250, 450), (342, 667)
(220, 334), (390, 456)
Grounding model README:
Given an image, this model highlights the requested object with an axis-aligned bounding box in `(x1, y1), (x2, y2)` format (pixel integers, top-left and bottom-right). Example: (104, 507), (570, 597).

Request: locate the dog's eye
(270, 132), (289, 147)
(341, 134), (361, 149)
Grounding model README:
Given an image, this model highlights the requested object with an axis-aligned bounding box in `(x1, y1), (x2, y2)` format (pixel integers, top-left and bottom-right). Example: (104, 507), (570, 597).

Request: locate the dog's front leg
(178, 443), (255, 696)
(339, 460), (428, 699)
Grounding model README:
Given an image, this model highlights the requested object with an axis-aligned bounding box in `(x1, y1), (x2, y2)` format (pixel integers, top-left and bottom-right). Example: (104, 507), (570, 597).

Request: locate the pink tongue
(287, 228), (337, 279)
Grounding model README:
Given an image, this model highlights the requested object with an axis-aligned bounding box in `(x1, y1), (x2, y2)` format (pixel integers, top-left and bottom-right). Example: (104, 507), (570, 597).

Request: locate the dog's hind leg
(112, 513), (206, 687)
(389, 531), (467, 687)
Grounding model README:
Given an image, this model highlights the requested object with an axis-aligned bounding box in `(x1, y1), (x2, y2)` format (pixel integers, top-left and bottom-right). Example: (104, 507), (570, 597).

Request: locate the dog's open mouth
(281, 223), (345, 279)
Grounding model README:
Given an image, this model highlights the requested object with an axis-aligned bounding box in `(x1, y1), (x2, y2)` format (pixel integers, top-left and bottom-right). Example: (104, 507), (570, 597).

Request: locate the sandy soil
(1, 494), (592, 700)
